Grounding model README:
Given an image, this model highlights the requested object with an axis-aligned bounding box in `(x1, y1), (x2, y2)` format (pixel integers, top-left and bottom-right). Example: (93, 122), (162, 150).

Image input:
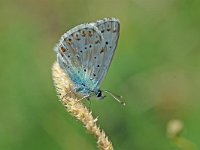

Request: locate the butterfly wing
(54, 18), (120, 95)
(54, 23), (106, 92)
(93, 18), (120, 88)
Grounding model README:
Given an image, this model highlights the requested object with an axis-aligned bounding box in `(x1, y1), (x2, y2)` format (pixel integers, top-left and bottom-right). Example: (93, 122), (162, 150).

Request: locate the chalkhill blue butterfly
(54, 18), (124, 104)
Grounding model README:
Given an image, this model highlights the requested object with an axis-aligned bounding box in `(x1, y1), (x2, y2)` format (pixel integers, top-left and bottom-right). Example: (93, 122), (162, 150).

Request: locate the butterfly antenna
(103, 90), (125, 106)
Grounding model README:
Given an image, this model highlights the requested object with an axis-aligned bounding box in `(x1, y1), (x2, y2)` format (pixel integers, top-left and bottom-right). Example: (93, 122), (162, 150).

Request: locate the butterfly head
(95, 89), (106, 100)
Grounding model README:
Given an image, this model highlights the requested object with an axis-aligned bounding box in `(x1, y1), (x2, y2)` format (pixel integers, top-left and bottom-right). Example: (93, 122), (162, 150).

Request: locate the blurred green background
(1, 0), (200, 149)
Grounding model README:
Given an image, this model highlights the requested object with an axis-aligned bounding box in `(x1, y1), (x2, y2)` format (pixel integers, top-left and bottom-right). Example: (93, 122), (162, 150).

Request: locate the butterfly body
(54, 18), (120, 100)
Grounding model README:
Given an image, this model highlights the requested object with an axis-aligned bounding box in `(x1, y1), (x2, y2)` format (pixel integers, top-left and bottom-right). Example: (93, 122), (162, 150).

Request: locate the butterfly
(54, 18), (124, 104)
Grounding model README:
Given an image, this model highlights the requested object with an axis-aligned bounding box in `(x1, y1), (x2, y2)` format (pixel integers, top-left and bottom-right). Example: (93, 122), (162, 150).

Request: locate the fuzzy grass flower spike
(52, 18), (122, 150)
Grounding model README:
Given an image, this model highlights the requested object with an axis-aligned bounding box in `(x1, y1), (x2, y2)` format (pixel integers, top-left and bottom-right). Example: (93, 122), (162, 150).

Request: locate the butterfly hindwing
(94, 18), (120, 87)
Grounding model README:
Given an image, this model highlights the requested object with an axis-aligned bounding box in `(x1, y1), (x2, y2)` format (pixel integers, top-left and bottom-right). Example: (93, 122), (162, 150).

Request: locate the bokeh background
(1, 0), (200, 149)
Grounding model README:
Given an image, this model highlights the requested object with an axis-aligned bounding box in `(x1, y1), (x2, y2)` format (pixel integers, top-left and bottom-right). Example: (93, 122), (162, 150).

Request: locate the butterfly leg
(61, 87), (78, 99)
(75, 95), (90, 104)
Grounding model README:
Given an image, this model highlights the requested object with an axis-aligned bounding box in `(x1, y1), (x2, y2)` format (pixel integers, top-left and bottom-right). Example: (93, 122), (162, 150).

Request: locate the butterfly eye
(80, 29), (87, 36)
(106, 22), (111, 31)
(87, 29), (93, 37)
(73, 32), (81, 40)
